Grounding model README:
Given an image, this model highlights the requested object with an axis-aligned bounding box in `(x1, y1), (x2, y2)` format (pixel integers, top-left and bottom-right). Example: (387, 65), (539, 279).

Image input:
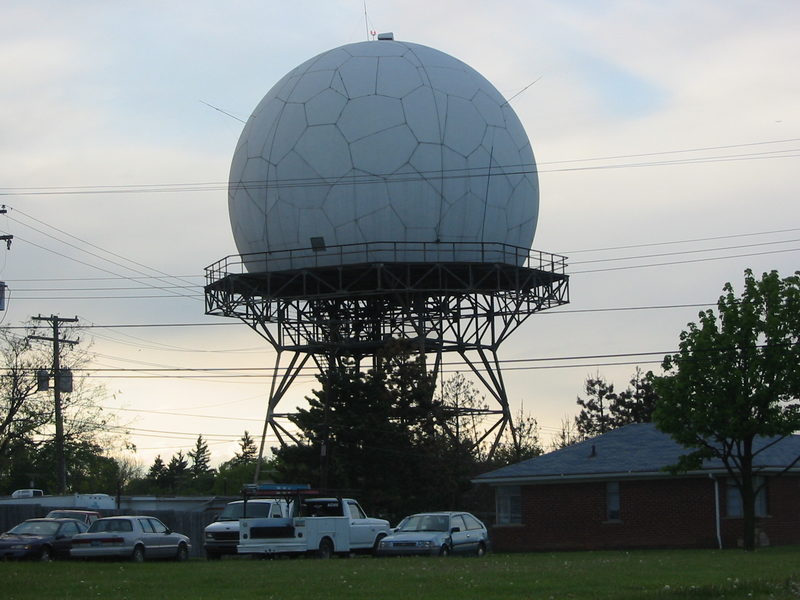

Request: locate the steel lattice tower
(205, 241), (568, 466)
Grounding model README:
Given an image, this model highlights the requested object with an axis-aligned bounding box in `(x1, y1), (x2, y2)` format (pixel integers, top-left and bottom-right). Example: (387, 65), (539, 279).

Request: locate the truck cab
(204, 498), (287, 559)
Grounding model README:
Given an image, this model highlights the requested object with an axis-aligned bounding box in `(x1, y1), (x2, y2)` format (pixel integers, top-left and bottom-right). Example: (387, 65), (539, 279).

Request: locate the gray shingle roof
(474, 423), (800, 484)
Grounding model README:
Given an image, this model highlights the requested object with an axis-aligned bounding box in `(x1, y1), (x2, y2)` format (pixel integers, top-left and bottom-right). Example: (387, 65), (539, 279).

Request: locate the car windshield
(89, 519), (133, 533)
(8, 521), (59, 536)
(47, 511), (71, 519)
(47, 511), (87, 520)
(397, 515), (449, 532)
(218, 503), (273, 520)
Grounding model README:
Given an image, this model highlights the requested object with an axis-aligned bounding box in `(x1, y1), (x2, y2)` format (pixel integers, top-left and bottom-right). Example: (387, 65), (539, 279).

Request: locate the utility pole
(30, 315), (79, 494)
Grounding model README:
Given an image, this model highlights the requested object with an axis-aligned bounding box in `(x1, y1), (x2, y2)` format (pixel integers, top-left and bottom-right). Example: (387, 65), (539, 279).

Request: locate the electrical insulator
(36, 369), (49, 392)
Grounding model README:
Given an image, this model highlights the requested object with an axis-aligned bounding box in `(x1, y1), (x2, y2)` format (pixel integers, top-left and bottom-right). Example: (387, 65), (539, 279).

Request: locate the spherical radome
(228, 38), (539, 270)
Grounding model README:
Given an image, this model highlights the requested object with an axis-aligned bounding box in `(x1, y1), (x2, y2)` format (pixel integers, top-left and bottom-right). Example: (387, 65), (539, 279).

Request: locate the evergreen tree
(610, 368), (658, 426)
(147, 455), (167, 482)
(273, 341), (436, 521)
(573, 369), (660, 440)
(574, 374), (616, 437)
(164, 450), (189, 492)
(188, 435), (212, 478)
(233, 431), (258, 464)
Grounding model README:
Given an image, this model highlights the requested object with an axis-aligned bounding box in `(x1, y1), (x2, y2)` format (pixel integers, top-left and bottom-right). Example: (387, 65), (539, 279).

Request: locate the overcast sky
(1, 1), (798, 471)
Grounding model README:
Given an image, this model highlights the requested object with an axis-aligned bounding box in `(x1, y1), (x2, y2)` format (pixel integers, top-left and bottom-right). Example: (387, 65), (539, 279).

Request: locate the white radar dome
(228, 36), (539, 270)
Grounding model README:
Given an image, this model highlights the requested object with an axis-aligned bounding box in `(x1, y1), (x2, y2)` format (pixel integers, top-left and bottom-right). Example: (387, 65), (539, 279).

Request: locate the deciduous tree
(0, 322), (120, 492)
(654, 269), (800, 551)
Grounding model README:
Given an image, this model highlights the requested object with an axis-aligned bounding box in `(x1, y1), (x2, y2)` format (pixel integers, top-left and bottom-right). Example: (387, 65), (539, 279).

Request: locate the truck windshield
(218, 503), (274, 520)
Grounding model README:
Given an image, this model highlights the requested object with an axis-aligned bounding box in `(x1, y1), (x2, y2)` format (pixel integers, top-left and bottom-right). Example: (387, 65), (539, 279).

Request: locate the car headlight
(205, 533), (214, 540)
(10, 544), (30, 550)
(379, 541), (389, 548)
(416, 541), (433, 548)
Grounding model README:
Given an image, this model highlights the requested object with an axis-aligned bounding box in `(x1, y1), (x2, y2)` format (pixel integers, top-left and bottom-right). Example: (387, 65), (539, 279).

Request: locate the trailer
(237, 484), (390, 558)
(0, 492), (115, 510)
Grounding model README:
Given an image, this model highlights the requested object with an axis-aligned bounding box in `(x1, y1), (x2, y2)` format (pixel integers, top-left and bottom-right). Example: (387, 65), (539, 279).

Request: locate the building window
(496, 486), (521, 524)
(726, 477), (768, 518)
(606, 481), (621, 521)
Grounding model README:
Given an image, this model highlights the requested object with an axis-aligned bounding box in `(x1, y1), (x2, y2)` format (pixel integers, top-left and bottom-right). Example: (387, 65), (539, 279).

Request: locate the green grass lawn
(3, 547), (800, 600)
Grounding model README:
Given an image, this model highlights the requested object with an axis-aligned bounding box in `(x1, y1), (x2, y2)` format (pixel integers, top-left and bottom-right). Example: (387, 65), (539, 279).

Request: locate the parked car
(375, 512), (489, 557)
(46, 509), (101, 526)
(10, 488), (44, 498)
(0, 518), (88, 560)
(70, 516), (191, 562)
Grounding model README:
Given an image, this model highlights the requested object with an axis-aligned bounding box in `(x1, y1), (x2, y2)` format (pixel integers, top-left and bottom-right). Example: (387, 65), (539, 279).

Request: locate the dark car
(46, 509), (101, 526)
(0, 518), (89, 561)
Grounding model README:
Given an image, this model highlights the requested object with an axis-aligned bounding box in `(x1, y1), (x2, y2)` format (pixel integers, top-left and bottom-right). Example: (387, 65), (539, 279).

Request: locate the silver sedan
(376, 512), (489, 557)
(70, 516), (191, 562)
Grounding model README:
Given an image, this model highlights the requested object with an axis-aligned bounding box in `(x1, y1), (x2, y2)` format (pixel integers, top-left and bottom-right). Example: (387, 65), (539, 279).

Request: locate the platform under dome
(229, 36), (539, 272)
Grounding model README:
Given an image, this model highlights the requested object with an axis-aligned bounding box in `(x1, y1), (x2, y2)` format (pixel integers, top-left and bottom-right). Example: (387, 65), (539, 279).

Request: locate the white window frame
(496, 485), (521, 525)
(726, 477), (768, 518)
(606, 481), (621, 521)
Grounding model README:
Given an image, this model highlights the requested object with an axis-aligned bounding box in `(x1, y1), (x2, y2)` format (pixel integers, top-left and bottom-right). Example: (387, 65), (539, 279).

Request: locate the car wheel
(131, 545), (145, 563)
(39, 546), (53, 562)
(475, 542), (487, 557)
(176, 543), (189, 562)
(317, 537), (334, 559)
(372, 534), (386, 555)
(439, 544), (450, 557)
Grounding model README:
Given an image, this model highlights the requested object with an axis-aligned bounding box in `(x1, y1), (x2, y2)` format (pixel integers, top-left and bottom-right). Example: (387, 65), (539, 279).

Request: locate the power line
(9, 240), (798, 298)
(0, 348), (678, 379)
(573, 246), (800, 274)
(106, 406), (265, 423)
(570, 237), (800, 265)
(2, 210), (199, 302)
(11, 231), (797, 286)
(0, 224), (795, 288)
(1, 138), (798, 197)
(540, 137), (800, 165)
(565, 227), (800, 254)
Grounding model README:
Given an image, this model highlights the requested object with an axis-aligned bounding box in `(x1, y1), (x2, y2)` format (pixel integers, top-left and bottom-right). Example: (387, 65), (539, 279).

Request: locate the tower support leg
(254, 350), (310, 482)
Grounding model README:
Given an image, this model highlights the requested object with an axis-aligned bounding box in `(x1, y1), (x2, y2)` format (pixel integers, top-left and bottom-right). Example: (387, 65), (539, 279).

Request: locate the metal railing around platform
(205, 241), (567, 286)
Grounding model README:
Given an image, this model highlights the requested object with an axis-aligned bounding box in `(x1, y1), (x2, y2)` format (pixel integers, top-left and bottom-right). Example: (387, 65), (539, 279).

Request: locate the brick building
(474, 423), (800, 551)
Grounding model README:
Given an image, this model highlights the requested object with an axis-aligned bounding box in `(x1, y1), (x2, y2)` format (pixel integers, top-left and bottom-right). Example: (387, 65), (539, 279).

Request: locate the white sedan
(70, 516), (191, 562)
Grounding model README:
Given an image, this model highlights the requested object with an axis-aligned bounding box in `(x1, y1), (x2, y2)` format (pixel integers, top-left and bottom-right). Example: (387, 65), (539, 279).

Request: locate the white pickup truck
(237, 484), (390, 558)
